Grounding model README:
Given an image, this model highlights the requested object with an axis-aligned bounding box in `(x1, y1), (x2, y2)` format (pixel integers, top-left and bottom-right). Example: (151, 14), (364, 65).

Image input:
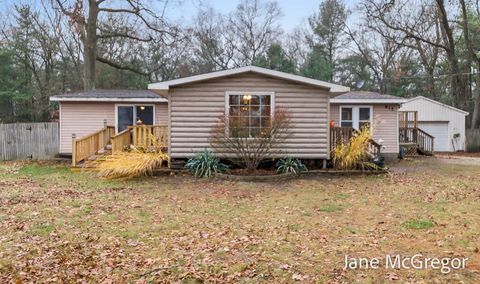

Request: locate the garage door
(418, 122), (449, 152)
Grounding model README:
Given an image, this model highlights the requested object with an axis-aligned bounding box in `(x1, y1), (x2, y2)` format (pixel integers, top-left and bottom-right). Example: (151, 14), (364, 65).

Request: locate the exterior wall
(155, 103), (168, 125)
(400, 98), (466, 151)
(168, 72), (331, 159)
(59, 102), (168, 154)
(330, 104), (400, 154)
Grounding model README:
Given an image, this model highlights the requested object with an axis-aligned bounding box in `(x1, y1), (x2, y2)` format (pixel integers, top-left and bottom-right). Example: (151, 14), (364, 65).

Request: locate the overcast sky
(165, 0), (360, 31)
(0, 0), (361, 32)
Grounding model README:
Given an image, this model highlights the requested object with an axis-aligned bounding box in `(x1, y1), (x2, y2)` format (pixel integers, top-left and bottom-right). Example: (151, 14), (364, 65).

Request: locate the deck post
(71, 133), (76, 167)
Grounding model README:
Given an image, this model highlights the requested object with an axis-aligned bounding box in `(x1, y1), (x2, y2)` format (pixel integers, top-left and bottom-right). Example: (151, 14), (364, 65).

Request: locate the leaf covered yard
(0, 159), (479, 283)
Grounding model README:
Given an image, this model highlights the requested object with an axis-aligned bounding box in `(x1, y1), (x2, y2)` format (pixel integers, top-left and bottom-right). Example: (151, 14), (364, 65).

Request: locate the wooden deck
(71, 124), (168, 167)
(398, 111), (434, 156)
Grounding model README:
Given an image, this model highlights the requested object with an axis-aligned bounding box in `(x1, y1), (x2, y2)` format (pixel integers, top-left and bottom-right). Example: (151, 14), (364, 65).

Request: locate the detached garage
(400, 96), (468, 152)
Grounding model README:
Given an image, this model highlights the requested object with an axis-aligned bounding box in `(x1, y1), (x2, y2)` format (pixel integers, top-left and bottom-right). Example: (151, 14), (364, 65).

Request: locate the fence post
(71, 133), (76, 167)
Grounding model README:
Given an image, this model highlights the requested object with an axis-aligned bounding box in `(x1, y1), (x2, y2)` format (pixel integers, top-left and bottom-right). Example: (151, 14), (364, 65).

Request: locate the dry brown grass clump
(92, 150), (170, 179)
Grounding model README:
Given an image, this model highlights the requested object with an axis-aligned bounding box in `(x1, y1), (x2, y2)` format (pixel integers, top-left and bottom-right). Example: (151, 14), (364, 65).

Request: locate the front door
(116, 105), (154, 132)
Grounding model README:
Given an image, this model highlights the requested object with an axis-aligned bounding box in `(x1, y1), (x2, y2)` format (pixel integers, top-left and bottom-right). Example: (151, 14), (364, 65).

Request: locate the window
(116, 105), (154, 132)
(227, 92), (273, 138)
(341, 107), (353, 127)
(340, 106), (372, 130)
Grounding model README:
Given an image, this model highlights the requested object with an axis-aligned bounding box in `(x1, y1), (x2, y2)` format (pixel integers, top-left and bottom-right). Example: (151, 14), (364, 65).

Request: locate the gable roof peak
(148, 66), (350, 94)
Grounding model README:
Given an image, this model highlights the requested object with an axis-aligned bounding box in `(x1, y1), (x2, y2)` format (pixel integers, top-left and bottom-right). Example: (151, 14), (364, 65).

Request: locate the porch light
(140, 106), (145, 110)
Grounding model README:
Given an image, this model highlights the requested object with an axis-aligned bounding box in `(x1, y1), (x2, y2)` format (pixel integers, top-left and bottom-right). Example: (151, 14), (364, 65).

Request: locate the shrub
(209, 109), (292, 172)
(89, 133), (170, 179)
(92, 150), (170, 179)
(333, 127), (379, 170)
(185, 149), (228, 178)
(276, 157), (307, 174)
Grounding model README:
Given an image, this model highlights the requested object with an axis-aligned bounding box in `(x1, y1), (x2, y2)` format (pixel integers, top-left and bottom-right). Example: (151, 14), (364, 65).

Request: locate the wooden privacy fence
(72, 126), (115, 166)
(0, 122), (59, 161)
(466, 129), (480, 152)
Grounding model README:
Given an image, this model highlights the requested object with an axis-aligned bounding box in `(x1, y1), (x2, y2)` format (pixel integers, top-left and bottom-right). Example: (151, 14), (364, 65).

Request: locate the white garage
(400, 96), (468, 152)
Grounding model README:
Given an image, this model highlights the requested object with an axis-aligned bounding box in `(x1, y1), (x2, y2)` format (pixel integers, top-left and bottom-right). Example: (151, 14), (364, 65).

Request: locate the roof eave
(330, 99), (407, 104)
(49, 97), (168, 103)
(148, 66), (349, 93)
(406, 96), (469, 115)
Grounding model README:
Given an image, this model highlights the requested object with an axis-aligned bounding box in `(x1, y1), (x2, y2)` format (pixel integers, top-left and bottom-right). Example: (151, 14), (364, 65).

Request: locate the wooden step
(171, 159), (186, 170)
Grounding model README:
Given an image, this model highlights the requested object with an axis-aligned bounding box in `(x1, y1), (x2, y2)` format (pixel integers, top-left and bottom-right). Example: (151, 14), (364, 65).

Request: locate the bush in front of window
(185, 149), (228, 178)
(332, 127), (380, 170)
(275, 157), (308, 175)
(209, 109), (292, 172)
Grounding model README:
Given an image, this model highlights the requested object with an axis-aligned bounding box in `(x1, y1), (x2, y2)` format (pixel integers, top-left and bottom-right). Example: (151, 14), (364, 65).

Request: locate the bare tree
(228, 0), (282, 65)
(192, 8), (237, 71)
(364, 0), (469, 109)
(53, 0), (177, 91)
(459, 0), (480, 128)
(345, 22), (407, 93)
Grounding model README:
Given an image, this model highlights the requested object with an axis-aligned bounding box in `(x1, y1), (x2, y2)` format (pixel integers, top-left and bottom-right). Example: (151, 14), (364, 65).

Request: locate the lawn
(0, 159), (479, 283)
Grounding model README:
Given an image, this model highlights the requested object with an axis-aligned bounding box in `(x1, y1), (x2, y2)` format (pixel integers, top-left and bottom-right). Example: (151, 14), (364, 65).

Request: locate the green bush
(185, 150), (228, 177)
(275, 157), (307, 174)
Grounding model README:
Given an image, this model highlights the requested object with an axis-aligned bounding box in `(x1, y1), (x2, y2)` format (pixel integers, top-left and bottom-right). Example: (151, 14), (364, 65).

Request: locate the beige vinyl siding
(59, 102), (115, 154)
(155, 103), (168, 125)
(169, 72), (331, 158)
(330, 104), (399, 154)
(60, 102), (168, 154)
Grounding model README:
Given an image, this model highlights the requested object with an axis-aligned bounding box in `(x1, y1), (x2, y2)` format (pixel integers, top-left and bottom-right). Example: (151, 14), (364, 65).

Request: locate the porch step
(171, 159), (186, 170)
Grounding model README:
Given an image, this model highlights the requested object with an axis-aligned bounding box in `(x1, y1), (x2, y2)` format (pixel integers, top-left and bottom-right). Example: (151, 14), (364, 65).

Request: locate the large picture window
(340, 106), (372, 130)
(227, 92), (273, 138)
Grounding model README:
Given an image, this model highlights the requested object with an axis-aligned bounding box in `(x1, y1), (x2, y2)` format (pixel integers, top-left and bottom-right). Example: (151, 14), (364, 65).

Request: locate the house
(147, 66), (350, 160)
(330, 91), (407, 160)
(51, 66), (407, 166)
(49, 90), (168, 155)
(400, 96), (468, 152)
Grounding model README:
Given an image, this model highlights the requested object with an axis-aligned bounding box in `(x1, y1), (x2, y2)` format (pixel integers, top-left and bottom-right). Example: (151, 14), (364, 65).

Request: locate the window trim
(339, 105), (373, 130)
(114, 103), (156, 133)
(225, 91), (275, 138)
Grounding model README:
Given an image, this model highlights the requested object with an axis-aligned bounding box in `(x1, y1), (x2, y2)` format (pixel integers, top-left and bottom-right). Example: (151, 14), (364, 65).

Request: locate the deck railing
(111, 128), (131, 153)
(72, 126), (115, 166)
(399, 127), (434, 154)
(330, 127), (381, 157)
(131, 125), (168, 149)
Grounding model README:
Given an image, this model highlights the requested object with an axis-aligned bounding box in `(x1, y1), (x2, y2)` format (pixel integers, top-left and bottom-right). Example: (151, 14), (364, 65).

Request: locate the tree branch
(96, 56), (148, 76)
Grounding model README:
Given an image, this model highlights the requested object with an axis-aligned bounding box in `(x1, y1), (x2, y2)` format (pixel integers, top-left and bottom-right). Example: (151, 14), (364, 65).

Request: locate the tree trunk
(471, 74), (480, 128)
(425, 67), (436, 99)
(83, 0), (99, 91)
(436, 0), (468, 109)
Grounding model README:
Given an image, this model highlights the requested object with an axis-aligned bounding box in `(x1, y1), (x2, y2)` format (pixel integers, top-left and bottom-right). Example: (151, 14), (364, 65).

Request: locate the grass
(0, 159), (479, 283)
(317, 203), (343, 212)
(403, 219), (434, 229)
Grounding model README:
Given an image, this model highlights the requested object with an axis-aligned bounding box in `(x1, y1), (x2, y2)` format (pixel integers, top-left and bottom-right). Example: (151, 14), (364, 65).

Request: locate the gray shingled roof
(333, 91), (402, 100)
(54, 89), (162, 99)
